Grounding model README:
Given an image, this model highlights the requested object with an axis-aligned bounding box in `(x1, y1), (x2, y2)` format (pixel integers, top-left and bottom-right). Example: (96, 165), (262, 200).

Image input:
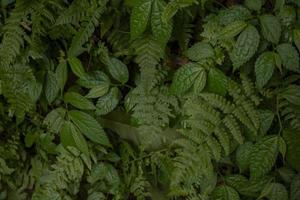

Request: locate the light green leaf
(45, 71), (59, 104)
(212, 185), (240, 200)
(96, 87), (120, 116)
(86, 84), (110, 99)
(260, 183), (288, 200)
(185, 42), (215, 61)
(170, 63), (204, 95)
(206, 67), (228, 96)
(151, 0), (172, 45)
(217, 20), (248, 40)
(283, 129), (300, 172)
(276, 43), (299, 72)
(69, 110), (111, 146)
(244, 0), (263, 11)
(193, 69), (207, 94)
(255, 52), (276, 89)
(107, 58), (129, 84)
(77, 71), (110, 89)
(130, 0), (152, 39)
(55, 60), (68, 93)
(43, 107), (66, 133)
(230, 25), (260, 70)
(236, 142), (253, 173)
(250, 135), (279, 180)
(64, 92), (95, 110)
(68, 57), (86, 78)
(260, 14), (282, 44)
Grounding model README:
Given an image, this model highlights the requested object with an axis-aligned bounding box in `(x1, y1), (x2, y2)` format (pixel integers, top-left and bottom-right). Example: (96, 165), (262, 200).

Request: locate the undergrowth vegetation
(0, 0), (300, 199)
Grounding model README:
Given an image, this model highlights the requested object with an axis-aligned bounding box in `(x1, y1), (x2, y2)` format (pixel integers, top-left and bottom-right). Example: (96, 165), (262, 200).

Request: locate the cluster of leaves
(0, 0), (300, 199)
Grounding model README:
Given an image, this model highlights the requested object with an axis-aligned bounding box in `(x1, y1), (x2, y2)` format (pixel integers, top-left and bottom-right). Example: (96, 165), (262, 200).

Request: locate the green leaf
(60, 121), (77, 148)
(278, 136), (286, 158)
(293, 29), (300, 52)
(86, 84), (110, 99)
(77, 71), (110, 89)
(206, 67), (228, 96)
(276, 43), (299, 72)
(55, 60), (68, 93)
(45, 71), (59, 104)
(68, 57), (86, 78)
(291, 175), (300, 200)
(212, 185), (240, 200)
(107, 58), (129, 84)
(244, 0), (263, 11)
(217, 20), (248, 40)
(260, 14), (281, 44)
(283, 129), (300, 172)
(130, 0), (152, 39)
(185, 42), (215, 61)
(151, 0), (172, 45)
(255, 52), (276, 89)
(193, 69), (207, 94)
(43, 108), (66, 133)
(260, 183), (288, 200)
(68, 110), (111, 146)
(250, 135), (279, 180)
(259, 109), (274, 135)
(170, 63), (204, 95)
(96, 87), (120, 116)
(236, 142), (253, 173)
(64, 92), (95, 110)
(230, 25), (260, 70)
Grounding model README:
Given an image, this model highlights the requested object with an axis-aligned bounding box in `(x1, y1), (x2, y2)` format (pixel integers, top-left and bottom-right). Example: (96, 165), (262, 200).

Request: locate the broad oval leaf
(260, 183), (288, 200)
(85, 84), (110, 99)
(276, 43), (299, 72)
(68, 110), (111, 146)
(193, 69), (207, 94)
(260, 14), (282, 44)
(171, 63), (204, 95)
(255, 52), (276, 89)
(45, 71), (59, 104)
(185, 42), (215, 61)
(130, 0), (152, 40)
(60, 121), (76, 148)
(107, 58), (129, 84)
(217, 20), (248, 40)
(250, 135), (279, 180)
(230, 25), (260, 70)
(236, 142), (253, 173)
(96, 87), (120, 116)
(43, 107), (66, 133)
(244, 0), (263, 11)
(206, 67), (228, 96)
(55, 60), (68, 93)
(68, 57), (86, 78)
(77, 71), (110, 89)
(212, 185), (240, 200)
(64, 92), (95, 110)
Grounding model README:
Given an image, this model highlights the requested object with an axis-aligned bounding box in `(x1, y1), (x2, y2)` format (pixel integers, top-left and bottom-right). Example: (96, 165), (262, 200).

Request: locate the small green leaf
(255, 52), (276, 89)
(250, 135), (279, 180)
(68, 110), (111, 146)
(77, 71), (110, 89)
(171, 63), (203, 95)
(236, 142), (253, 173)
(60, 121), (77, 148)
(193, 69), (207, 94)
(276, 43), (299, 72)
(45, 71), (59, 104)
(96, 87), (120, 116)
(230, 25), (260, 70)
(43, 108), (66, 133)
(217, 20), (248, 40)
(107, 58), (129, 84)
(206, 67), (228, 96)
(212, 185), (240, 200)
(68, 121), (90, 157)
(278, 136), (286, 158)
(68, 57), (86, 78)
(55, 60), (68, 93)
(260, 14), (281, 44)
(130, 0), (152, 39)
(259, 109), (274, 135)
(244, 0), (263, 11)
(86, 84), (110, 99)
(64, 92), (95, 110)
(185, 42), (215, 61)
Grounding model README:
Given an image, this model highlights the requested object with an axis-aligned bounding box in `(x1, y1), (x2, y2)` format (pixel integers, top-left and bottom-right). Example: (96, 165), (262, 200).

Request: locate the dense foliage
(0, 0), (300, 199)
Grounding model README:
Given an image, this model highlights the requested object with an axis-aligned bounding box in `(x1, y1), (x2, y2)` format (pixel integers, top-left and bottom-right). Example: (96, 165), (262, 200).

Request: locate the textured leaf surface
(212, 185), (240, 200)
(185, 42), (215, 61)
(69, 110), (110, 146)
(255, 52), (276, 89)
(230, 25), (260, 70)
(276, 43), (299, 72)
(107, 58), (129, 84)
(206, 67), (227, 96)
(260, 14), (281, 44)
(45, 71), (59, 104)
(217, 20), (247, 40)
(96, 87), (119, 116)
(64, 92), (95, 110)
(236, 142), (253, 173)
(68, 57), (86, 78)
